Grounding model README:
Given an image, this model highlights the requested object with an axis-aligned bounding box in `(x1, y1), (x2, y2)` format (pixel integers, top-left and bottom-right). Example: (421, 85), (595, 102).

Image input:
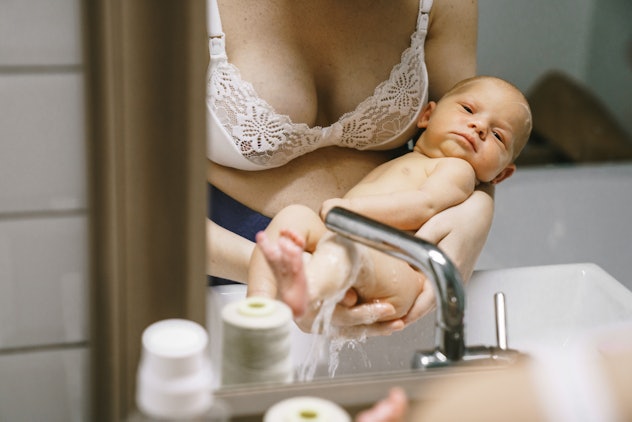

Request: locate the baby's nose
(469, 120), (487, 139)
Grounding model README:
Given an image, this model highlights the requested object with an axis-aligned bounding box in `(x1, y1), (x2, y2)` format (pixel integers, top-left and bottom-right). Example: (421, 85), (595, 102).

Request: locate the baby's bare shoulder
(433, 157), (476, 178)
(436, 156), (474, 169)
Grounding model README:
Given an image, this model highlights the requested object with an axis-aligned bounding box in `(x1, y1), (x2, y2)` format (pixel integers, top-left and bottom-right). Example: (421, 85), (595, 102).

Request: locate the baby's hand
(319, 197), (347, 220)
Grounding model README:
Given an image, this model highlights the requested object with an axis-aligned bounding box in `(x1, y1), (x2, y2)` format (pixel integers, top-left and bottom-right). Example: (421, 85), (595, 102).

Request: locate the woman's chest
(218, 0), (420, 127)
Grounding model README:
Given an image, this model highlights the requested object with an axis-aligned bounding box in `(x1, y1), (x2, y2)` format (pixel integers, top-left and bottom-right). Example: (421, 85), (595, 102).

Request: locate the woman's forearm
(401, 185), (494, 325)
(206, 218), (255, 283)
(416, 184), (494, 282)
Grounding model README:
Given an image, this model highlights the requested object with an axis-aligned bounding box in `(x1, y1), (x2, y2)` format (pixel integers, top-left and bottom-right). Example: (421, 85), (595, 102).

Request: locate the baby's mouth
(454, 132), (477, 152)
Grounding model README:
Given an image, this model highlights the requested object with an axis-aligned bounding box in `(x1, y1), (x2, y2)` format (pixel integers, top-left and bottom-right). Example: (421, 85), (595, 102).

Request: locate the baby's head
(417, 76), (532, 183)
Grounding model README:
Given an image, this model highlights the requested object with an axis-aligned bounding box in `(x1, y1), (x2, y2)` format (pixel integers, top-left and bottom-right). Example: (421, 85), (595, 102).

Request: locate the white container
(264, 396), (351, 422)
(136, 319), (213, 420)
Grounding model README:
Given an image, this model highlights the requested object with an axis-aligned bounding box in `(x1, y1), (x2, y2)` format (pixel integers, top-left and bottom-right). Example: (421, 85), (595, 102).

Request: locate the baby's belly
(208, 146), (392, 215)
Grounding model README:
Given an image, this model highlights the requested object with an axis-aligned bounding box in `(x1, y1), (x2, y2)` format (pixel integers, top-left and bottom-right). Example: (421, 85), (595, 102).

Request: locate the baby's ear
(490, 164), (516, 184)
(417, 101), (437, 129)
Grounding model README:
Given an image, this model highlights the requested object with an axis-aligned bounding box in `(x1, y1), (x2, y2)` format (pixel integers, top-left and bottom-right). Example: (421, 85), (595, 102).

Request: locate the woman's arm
(425, 0), (478, 100)
(206, 218), (254, 283)
(420, 184), (494, 280)
(401, 184), (494, 325)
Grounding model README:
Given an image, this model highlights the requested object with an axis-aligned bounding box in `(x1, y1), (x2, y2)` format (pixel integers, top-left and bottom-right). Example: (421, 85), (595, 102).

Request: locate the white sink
(465, 262), (632, 352)
(208, 263), (632, 381)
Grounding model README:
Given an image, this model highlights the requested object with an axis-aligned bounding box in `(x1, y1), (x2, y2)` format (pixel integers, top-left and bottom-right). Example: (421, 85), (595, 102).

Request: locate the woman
(207, 0), (492, 335)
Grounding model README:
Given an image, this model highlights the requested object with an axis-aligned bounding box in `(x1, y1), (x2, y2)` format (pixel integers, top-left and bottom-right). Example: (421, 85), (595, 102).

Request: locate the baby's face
(418, 79), (530, 182)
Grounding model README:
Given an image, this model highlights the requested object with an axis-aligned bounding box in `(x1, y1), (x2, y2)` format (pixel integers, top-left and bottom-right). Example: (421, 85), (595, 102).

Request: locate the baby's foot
(255, 229), (309, 317)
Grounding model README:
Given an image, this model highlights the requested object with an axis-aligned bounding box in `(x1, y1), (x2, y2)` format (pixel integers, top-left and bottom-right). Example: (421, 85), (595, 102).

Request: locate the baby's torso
(344, 152), (442, 198)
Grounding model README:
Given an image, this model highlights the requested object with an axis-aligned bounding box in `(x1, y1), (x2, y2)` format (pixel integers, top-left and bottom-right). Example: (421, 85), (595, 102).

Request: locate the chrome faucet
(325, 207), (520, 369)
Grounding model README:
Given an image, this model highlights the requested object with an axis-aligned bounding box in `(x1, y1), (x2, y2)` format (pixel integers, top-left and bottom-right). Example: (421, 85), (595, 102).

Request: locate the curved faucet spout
(324, 207), (466, 362)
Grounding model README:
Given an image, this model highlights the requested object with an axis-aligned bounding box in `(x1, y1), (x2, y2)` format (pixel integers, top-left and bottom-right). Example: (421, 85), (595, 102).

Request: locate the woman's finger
(336, 319), (405, 338)
(295, 300), (402, 336)
(331, 301), (397, 326)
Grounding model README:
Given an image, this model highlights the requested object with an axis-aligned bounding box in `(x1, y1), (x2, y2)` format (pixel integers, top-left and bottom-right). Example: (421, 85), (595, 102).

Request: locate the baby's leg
(261, 230), (365, 334)
(256, 229), (309, 317)
(249, 204), (327, 318)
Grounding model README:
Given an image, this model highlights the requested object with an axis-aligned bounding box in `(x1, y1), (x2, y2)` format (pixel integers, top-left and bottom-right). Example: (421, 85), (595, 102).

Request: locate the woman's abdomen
(208, 146), (393, 216)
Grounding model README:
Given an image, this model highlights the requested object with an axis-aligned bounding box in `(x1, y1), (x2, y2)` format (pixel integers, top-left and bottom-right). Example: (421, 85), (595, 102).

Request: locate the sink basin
(207, 263), (632, 381)
(465, 262), (632, 352)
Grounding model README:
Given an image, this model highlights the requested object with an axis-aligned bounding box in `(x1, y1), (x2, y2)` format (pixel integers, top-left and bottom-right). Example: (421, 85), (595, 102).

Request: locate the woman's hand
(295, 291), (406, 337)
(317, 247), (427, 337)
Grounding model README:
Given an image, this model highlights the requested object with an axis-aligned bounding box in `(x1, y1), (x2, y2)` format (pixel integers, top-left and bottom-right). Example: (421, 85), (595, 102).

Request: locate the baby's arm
(321, 158), (477, 231)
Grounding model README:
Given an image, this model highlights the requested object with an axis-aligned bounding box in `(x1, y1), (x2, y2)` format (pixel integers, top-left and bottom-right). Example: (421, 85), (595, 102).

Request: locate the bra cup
(207, 0), (433, 170)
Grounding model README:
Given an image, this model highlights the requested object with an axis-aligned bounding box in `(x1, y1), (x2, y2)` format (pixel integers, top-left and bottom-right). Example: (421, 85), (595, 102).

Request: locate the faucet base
(412, 346), (524, 370)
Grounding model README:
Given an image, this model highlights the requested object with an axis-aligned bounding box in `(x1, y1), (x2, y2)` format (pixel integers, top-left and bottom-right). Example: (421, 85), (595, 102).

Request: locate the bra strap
(420, 0), (433, 14)
(418, 0), (433, 29)
(208, 0), (226, 60)
(207, 0), (223, 37)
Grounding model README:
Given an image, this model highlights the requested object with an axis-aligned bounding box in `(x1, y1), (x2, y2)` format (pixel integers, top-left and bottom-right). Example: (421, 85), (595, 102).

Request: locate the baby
(247, 76), (532, 332)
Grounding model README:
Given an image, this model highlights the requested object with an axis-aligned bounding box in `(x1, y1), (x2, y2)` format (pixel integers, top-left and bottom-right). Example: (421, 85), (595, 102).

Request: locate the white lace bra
(207, 0), (433, 170)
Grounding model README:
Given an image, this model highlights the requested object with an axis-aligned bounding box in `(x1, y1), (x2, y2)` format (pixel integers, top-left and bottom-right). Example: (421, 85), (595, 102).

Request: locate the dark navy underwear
(208, 184), (272, 285)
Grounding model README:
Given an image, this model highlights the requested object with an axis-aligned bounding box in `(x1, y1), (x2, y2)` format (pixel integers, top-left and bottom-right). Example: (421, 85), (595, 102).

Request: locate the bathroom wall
(478, 0), (595, 92)
(0, 0), (89, 420)
(477, 164), (632, 292)
(585, 0), (632, 137)
(478, 0), (632, 138)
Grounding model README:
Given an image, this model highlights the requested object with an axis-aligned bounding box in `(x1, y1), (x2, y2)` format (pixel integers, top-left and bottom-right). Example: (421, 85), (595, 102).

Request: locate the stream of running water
(295, 235), (372, 382)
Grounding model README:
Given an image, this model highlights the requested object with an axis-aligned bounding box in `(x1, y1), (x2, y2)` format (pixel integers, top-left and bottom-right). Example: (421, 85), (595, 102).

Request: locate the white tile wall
(0, 0), (82, 66)
(0, 216), (88, 349)
(0, 348), (88, 422)
(0, 0), (89, 419)
(0, 73), (86, 214)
